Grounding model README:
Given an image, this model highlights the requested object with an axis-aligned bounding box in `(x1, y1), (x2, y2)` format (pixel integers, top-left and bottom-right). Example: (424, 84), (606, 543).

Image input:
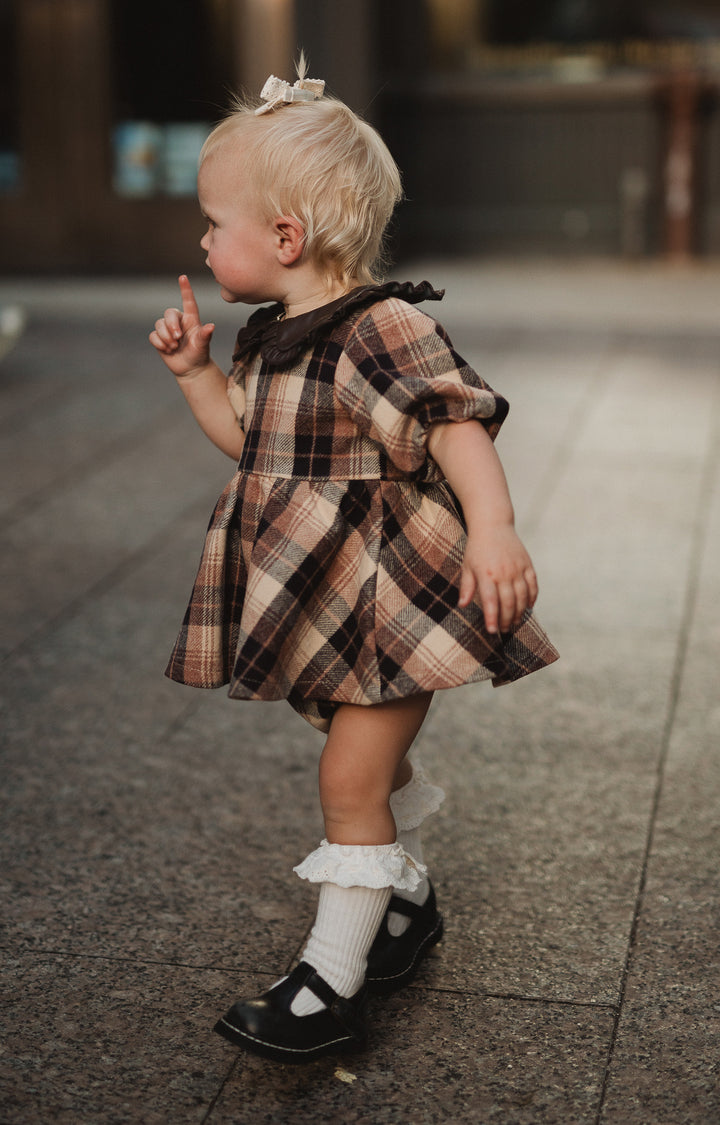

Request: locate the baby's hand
(149, 275), (215, 378)
(458, 525), (538, 634)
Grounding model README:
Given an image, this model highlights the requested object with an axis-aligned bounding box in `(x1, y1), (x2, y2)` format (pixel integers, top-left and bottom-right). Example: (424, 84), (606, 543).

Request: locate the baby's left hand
(458, 525), (538, 634)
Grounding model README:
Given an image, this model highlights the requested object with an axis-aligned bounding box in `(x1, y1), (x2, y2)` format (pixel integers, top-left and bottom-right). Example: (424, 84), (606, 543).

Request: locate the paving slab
(1, 955), (239, 1125)
(1, 420), (223, 656)
(403, 258), (720, 338)
(2, 547), (322, 971)
(1, 953), (616, 1125)
(416, 629), (669, 1005)
(599, 383), (720, 1124)
(210, 987), (616, 1125)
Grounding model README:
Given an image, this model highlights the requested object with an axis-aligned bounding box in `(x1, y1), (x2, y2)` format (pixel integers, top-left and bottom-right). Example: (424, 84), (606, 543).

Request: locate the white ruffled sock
(291, 882), (391, 1016)
(291, 840), (424, 1016)
(387, 763), (445, 937)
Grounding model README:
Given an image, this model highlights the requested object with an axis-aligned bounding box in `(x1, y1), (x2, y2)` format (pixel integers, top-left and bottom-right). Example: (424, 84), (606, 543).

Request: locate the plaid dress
(166, 281), (558, 731)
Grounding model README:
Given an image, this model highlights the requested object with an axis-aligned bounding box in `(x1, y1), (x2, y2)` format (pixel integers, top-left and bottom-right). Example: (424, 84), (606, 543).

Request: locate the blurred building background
(2, 0), (720, 273)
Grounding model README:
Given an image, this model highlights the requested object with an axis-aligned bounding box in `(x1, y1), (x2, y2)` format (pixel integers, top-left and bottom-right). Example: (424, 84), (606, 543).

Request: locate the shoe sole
(365, 912), (444, 995)
(213, 1014), (366, 1065)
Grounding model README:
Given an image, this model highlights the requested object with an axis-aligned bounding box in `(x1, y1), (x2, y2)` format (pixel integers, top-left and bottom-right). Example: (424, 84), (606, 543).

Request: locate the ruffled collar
(232, 280), (444, 366)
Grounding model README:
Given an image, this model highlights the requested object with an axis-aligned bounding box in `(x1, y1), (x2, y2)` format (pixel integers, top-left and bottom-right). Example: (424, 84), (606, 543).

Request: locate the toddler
(150, 63), (558, 1063)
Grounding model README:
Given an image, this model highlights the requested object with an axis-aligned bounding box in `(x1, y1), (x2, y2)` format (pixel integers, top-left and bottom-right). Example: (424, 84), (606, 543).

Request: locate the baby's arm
(149, 275), (245, 460)
(427, 420), (538, 634)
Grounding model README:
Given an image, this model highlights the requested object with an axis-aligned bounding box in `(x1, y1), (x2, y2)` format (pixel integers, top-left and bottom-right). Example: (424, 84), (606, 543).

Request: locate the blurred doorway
(1, 0), (243, 272)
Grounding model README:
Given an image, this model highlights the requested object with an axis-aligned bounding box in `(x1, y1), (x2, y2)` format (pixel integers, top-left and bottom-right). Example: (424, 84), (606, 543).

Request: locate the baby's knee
(319, 758), (389, 824)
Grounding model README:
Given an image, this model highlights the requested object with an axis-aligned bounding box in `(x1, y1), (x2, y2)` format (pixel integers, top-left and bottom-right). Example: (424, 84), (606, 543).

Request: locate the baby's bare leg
(319, 694), (433, 846)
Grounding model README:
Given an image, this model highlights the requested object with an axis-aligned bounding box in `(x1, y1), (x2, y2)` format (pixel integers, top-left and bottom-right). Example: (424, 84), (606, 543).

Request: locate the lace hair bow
(255, 74), (325, 116)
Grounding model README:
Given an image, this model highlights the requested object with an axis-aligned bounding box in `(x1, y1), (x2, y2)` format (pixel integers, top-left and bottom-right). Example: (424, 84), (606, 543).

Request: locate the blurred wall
(1, 0), (719, 272)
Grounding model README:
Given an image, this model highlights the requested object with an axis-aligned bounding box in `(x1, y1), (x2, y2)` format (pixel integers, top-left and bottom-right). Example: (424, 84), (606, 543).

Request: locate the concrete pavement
(1, 259), (719, 1123)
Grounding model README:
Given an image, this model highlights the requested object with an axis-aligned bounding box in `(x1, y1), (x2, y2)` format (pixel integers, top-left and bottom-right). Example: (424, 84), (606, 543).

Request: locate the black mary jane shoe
(365, 881), (444, 995)
(213, 961), (368, 1064)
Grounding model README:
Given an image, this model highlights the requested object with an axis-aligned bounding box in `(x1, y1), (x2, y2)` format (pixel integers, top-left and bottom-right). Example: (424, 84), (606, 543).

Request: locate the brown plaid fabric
(166, 288), (558, 731)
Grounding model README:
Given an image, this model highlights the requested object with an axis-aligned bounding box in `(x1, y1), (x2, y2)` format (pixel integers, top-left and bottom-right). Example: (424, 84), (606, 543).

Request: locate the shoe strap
(300, 962), (366, 1040)
(301, 963), (338, 1008)
(386, 894), (429, 921)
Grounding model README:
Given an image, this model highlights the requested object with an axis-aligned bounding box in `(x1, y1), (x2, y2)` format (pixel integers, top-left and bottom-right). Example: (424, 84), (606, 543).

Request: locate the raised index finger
(178, 274), (200, 320)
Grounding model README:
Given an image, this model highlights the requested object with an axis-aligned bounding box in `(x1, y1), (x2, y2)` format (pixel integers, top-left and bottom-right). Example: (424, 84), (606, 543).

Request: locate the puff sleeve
(335, 299), (509, 480)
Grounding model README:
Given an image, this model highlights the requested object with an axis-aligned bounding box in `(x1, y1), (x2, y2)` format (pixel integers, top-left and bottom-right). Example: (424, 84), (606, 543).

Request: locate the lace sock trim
(389, 762), (446, 832)
(293, 840), (426, 893)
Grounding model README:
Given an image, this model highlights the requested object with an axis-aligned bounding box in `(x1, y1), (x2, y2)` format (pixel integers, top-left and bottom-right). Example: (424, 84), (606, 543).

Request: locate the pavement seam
(201, 1062), (241, 1125)
(2, 943), (620, 1011)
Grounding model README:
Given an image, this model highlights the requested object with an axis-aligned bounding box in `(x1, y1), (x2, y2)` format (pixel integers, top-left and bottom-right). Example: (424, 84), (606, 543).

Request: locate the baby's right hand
(149, 275), (215, 378)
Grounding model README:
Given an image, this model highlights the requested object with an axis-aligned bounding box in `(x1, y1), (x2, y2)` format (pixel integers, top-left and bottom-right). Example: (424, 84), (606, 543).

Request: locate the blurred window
(0, 0), (20, 193)
(426, 0), (720, 76)
(109, 0), (234, 197)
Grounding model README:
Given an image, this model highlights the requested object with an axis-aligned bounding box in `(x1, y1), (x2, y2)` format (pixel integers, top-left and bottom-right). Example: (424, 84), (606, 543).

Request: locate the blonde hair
(200, 89), (403, 285)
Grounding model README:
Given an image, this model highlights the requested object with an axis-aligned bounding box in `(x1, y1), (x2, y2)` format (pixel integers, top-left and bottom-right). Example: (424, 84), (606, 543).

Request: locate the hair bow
(255, 74), (326, 116)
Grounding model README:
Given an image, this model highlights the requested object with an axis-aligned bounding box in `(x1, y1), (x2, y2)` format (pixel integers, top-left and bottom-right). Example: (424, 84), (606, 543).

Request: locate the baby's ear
(274, 215), (306, 264)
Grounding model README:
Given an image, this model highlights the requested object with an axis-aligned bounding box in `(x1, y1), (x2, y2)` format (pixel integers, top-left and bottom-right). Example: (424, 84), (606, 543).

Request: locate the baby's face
(198, 148), (280, 305)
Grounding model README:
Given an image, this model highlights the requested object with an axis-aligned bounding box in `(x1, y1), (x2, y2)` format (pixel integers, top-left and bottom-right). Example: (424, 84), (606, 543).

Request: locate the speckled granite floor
(1, 262), (719, 1123)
